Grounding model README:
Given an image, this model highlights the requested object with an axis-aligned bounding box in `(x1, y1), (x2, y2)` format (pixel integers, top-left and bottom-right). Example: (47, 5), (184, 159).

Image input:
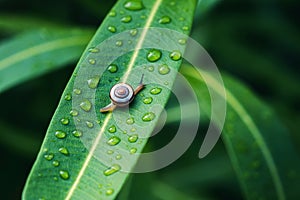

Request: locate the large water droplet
(142, 112), (156, 122)
(72, 130), (82, 138)
(60, 118), (69, 125)
(170, 50), (182, 61)
(147, 49), (162, 62)
(103, 164), (121, 176)
(107, 136), (121, 146)
(124, 1), (144, 11)
(87, 75), (100, 89)
(126, 117), (135, 125)
(108, 125), (117, 133)
(64, 94), (71, 101)
(44, 153), (54, 161)
(108, 26), (117, 33)
(121, 15), (132, 23)
(158, 64), (170, 75)
(143, 97), (153, 104)
(55, 130), (66, 139)
(106, 188), (114, 196)
(150, 87), (162, 95)
(159, 16), (171, 24)
(70, 109), (79, 116)
(52, 160), (59, 167)
(59, 147), (69, 156)
(80, 99), (92, 112)
(128, 134), (138, 143)
(59, 170), (69, 180)
(108, 64), (118, 73)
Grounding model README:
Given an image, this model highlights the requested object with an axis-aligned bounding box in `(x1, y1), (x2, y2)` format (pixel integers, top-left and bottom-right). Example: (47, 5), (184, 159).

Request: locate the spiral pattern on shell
(110, 83), (134, 106)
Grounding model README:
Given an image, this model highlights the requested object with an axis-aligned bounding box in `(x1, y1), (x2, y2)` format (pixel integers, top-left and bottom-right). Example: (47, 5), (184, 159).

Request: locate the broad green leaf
(23, 0), (198, 199)
(182, 66), (300, 200)
(0, 29), (93, 93)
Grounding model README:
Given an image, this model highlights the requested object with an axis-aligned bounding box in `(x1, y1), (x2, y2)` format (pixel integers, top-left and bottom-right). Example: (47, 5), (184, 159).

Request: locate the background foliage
(0, 0), (299, 199)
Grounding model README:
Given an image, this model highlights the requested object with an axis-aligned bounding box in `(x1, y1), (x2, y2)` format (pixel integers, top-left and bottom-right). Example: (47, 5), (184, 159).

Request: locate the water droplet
(108, 10), (116, 17)
(107, 136), (121, 146)
(55, 130), (66, 139)
(72, 130), (82, 138)
(147, 49), (162, 62)
(64, 94), (71, 101)
(53, 176), (58, 181)
(158, 64), (170, 75)
(52, 160), (59, 167)
(59, 147), (69, 155)
(108, 26), (117, 33)
(142, 112), (156, 122)
(70, 109), (79, 116)
(126, 117), (135, 125)
(128, 134), (138, 143)
(124, 1), (144, 11)
(88, 58), (96, 65)
(103, 164), (121, 176)
(108, 64), (118, 73)
(159, 16), (171, 24)
(44, 153), (54, 161)
(59, 170), (69, 180)
(87, 75), (100, 89)
(179, 17), (185, 21)
(60, 118), (69, 125)
(178, 38), (187, 45)
(115, 40), (123, 47)
(116, 154), (122, 160)
(121, 15), (132, 23)
(73, 88), (81, 95)
(108, 125), (117, 133)
(143, 97), (153, 104)
(131, 127), (136, 132)
(130, 147), (137, 154)
(148, 66), (154, 72)
(80, 99), (92, 112)
(88, 47), (100, 53)
(106, 188), (114, 196)
(169, 50), (182, 61)
(86, 121), (94, 128)
(107, 150), (114, 155)
(130, 29), (138, 36)
(182, 26), (189, 31)
(150, 87), (162, 95)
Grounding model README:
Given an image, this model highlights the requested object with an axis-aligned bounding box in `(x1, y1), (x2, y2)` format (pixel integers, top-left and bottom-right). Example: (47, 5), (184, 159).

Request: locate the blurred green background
(0, 0), (299, 199)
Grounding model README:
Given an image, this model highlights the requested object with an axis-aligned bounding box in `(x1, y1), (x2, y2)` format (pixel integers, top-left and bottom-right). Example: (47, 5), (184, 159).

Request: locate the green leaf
(182, 66), (300, 200)
(0, 29), (93, 94)
(22, 0), (198, 199)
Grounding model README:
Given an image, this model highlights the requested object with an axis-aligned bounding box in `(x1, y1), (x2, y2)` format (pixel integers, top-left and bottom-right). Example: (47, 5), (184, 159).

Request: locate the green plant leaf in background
(181, 65), (300, 200)
(22, 0), (198, 199)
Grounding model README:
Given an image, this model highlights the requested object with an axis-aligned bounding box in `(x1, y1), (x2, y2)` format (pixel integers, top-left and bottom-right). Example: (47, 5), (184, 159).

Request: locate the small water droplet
(88, 47), (100, 53)
(150, 87), (162, 95)
(88, 58), (96, 65)
(108, 64), (118, 73)
(52, 160), (59, 167)
(107, 150), (114, 155)
(143, 97), (153, 104)
(158, 64), (170, 75)
(131, 127), (136, 132)
(116, 154), (122, 160)
(103, 164), (121, 176)
(53, 176), (58, 181)
(44, 153), (54, 161)
(87, 75), (100, 89)
(121, 15), (132, 23)
(60, 118), (69, 125)
(108, 26), (117, 33)
(106, 188), (114, 196)
(64, 94), (71, 101)
(169, 50), (182, 61)
(73, 88), (81, 95)
(115, 77), (120, 81)
(128, 134), (138, 143)
(115, 40), (123, 46)
(142, 112), (156, 122)
(130, 147), (137, 154)
(148, 66), (154, 72)
(108, 10), (116, 17)
(108, 125), (117, 133)
(179, 17), (185, 21)
(59, 170), (69, 180)
(86, 121), (94, 128)
(55, 130), (66, 139)
(178, 38), (187, 45)
(72, 130), (82, 138)
(182, 26), (189, 31)
(159, 16), (171, 24)
(107, 136), (121, 146)
(70, 109), (79, 116)
(59, 147), (69, 156)
(130, 29), (138, 36)
(147, 49), (162, 62)
(124, 0), (144, 11)
(80, 99), (92, 112)
(126, 117), (135, 125)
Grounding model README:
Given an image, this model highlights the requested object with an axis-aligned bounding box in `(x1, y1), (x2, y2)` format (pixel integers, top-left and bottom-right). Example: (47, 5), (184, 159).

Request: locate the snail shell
(109, 83), (134, 106)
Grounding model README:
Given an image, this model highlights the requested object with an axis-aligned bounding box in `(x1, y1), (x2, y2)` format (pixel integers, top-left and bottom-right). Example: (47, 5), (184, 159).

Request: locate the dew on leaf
(124, 0), (144, 11)
(148, 66), (154, 72)
(72, 130), (82, 138)
(170, 50), (182, 61)
(107, 150), (114, 155)
(130, 147), (137, 154)
(126, 117), (135, 125)
(60, 118), (69, 125)
(182, 26), (189, 31)
(178, 38), (187, 45)
(87, 75), (100, 89)
(70, 109), (79, 116)
(86, 121), (94, 128)
(143, 97), (153, 104)
(130, 29), (138, 36)
(64, 94), (71, 101)
(147, 49), (162, 62)
(106, 188), (114, 196)
(107, 136), (121, 146)
(116, 154), (122, 160)
(103, 164), (121, 176)
(150, 87), (162, 95)
(159, 16), (171, 24)
(80, 99), (92, 112)
(88, 47), (100, 53)
(115, 40), (123, 47)
(44, 153), (54, 161)
(55, 130), (66, 139)
(158, 64), (170, 75)
(128, 134), (138, 143)
(108, 64), (118, 73)
(108, 10), (116, 17)
(73, 88), (81, 95)
(142, 112), (156, 122)
(108, 125), (117, 133)
(108, 26), (117, 33)
(121, 15), (132, 23)
(59, 147), (69, 156)
(52, 160), (59, 167)
(88, 58), (96, 65)
(59, 170), (69, 180)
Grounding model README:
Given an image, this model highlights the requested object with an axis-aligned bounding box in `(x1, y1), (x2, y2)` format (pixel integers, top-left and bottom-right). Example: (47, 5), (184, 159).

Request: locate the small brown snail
(100, 74), (145, 112)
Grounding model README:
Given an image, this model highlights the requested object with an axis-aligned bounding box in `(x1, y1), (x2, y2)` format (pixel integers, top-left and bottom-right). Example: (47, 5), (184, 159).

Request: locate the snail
(100, 74), (145, 112)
